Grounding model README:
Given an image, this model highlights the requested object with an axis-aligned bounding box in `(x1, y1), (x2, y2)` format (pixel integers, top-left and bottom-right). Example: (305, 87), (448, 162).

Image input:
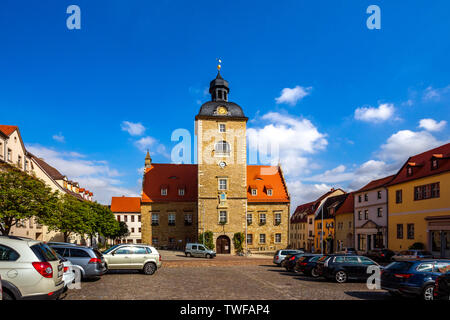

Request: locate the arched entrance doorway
(216, 235), (231, 254)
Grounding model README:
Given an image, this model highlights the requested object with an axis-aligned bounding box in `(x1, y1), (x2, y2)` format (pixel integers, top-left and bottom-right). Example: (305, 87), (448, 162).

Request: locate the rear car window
(344, 256), (359, 263)
(434, 262), (450, 274)
(69, 248), (91, 258)
(416, 263), (433, 272)
(93, 249), (103, 259)
(52, 247), (67, 257)
(146, 247), (152, 254)
(0, 245), (20, 261)
(192, 245), (198, 250)
(133, 247), (147, 254)
(30, 243), (58, 262)
(386, 261), (414, 272)
(334, 256), (345, 263)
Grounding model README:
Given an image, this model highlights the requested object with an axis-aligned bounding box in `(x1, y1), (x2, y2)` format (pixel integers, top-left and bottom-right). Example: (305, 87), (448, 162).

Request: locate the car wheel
(311, 267), (320, 278)
(335, 270), (347, 283)
(206, 254), (211, 259)
(143, 262), (156, 275)
(186, 252), (192, 257)
(422, 285), (434, 301)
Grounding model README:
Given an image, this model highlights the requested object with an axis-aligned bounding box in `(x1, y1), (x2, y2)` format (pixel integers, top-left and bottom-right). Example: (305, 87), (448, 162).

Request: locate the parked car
(55, 253), (76, 290)
(365, 249), (396, 263)
(102, 244), (162, 275)
(381, 260), (450, 300)
(0, 274), (2, 301)
(50, 244), (107, 279)
(316, 254), (379, 283)
(336, 247), (357, 255)
(46, 242), (78, 247)
(185, 243), (216, 258)
(273, 249), (304, 266)
(0, 236), (64, 300)
(434, 271), (450, 300)
(284, 253), (306, 272)
(295, 254), (323, 277)
(391, 250), (433, 261)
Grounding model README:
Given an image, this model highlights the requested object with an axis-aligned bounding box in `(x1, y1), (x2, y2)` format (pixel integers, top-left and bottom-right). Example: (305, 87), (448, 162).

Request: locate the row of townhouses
(0, 124), (94, 242)
(290, 143), (450, 259)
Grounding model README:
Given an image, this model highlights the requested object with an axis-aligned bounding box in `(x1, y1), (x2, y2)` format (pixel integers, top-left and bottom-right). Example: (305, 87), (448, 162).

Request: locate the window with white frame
(218, 178), (228, 190)
(275, 233), (281, 243)
(168, 213), (176, 225)
(184, 213), (192, 225)
(151, 213), (159, 225)
(178, 188), (185, 196)
(251, 188), (257, 196)
(7, 149), (11, 161)
(246, 234), (253, 244)
(219, 210), (227, 224)
(161, 188), (168, 196)
(215, 140), (230, 155)
(267, 189), (273, 196)
(247, 213), (252, 225)
(259, 234), (266, 244)
(259, 213), (266, 225)
(219, 123), (226, 133)
(274, 212), (281, 225)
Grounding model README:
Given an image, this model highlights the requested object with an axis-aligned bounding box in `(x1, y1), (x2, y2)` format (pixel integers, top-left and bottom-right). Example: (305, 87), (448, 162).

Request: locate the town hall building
(140, 70), (290, 253)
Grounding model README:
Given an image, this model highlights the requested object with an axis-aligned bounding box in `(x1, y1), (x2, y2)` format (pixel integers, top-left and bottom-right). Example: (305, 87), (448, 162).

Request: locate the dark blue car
(381, 260), (450, 300)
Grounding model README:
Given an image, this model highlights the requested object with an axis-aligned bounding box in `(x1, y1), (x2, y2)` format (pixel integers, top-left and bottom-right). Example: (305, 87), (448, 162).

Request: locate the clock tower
(195, 70), (248, 253)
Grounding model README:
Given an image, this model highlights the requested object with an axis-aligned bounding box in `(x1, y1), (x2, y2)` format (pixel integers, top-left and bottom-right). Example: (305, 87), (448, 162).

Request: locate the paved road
(63, 258), (393, 300)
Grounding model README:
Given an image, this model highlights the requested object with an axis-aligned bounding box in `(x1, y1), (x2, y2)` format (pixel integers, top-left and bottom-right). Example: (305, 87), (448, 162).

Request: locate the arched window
(215, 140), (230, 155)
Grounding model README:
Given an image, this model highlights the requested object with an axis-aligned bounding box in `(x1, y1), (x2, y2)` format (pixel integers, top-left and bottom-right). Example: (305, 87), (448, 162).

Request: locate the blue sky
(1, 0), (449, 206)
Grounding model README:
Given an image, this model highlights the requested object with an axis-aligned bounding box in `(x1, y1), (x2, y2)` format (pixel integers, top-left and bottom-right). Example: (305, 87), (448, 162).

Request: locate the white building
(110, 196), (142, 244)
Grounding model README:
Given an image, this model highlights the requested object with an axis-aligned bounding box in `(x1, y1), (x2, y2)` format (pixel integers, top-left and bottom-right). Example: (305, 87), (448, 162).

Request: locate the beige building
(140, 71), (290, 253)
(0, 125), (93, 242)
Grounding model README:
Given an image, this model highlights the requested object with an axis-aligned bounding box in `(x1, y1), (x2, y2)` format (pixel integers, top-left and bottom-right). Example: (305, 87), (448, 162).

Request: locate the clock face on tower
(217, 106), (228, 115)
(218, 161), (226, 168)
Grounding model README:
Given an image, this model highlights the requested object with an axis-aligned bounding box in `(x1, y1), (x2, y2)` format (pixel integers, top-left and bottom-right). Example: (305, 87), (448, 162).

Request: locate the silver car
(185, 243), (216, 258)
(102, 244), (162, 275)
(273, 249), (304, 266)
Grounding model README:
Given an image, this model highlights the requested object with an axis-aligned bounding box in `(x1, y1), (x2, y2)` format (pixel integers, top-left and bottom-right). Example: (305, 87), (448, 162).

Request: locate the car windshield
(103, 245), (119, 254)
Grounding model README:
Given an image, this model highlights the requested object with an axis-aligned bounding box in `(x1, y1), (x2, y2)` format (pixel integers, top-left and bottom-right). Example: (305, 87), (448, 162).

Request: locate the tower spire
(145, 149), (152, 169)
(210, 58), (229, 102)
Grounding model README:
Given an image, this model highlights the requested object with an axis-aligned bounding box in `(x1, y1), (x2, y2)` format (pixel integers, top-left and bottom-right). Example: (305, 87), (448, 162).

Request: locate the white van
(185, 243), (216, 258)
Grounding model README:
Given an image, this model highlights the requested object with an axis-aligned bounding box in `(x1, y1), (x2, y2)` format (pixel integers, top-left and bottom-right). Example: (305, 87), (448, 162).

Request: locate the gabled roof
(315, 193), (348, 220)
(0, 125), (18, 136)
(291, 201), (315, 223)
(387, 143), (450, 186)
(111, 196), (141, 213)
(30, 154), (65, 180)
(247, 165), (289, 203)
(355, 175), (395, 193)
(142, 164), (198, 203)
(335, 193), (354, 215)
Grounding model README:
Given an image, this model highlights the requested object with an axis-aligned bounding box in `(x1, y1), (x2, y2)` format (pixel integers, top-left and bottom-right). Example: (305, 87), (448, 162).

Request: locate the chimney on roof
(145, 149), (152, 169)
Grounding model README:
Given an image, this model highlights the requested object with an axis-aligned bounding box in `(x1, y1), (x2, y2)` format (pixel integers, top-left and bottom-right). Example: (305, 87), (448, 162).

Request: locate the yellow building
(387, 143), (450, 258)
(334, 193), (354, 251)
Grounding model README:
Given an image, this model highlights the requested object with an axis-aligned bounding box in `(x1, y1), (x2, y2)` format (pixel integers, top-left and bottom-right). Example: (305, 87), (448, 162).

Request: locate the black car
(295, 254), (323, 277)
(365, 249), (395, 263)
(284, 253), (305, 272)
(434, 272), (450, 300)
(381, 260), (450, 300)
(316, 254), (379, 283)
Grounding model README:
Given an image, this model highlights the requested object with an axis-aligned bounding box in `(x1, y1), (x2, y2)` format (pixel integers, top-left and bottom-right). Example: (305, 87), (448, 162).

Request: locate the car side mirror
(111, 252), (115, 256)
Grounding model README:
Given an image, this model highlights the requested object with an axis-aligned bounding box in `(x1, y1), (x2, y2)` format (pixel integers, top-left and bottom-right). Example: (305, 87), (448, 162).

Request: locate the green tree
(111, 221), (129, 242)
(39, 193), (91, 242)
(233, 232), (245, 253)
(198, 231), (215, 250)
(84, 201), (119, 243)
(0, 164), (59, 235)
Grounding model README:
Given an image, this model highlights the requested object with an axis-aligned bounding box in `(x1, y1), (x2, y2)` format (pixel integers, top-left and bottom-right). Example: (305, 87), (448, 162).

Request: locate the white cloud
(52, 133), (65, 143)
(275, 86), (312, 106)
(354, 103), (395, 123)
(26, 144), (138, 204)
(419, 118), (447, 132)
(247, 112), (327, 176)
(379, 129), (444, 163)
(121, 121), (146, 136)
(286, 180), (333, 213)
(423, 85), (450, 102)
(134, 136), (170, 159)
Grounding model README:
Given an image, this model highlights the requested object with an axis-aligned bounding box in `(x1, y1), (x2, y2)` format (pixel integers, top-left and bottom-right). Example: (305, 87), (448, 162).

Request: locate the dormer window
(407, 166), (413, 176)
(251, 189), (257, 196)
(267, 189), (273, 196)
(161, 188), (168, 196)
(431, 159), (439, 170)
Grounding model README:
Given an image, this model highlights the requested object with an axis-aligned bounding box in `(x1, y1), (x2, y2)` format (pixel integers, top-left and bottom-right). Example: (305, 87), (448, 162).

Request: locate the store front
(427, 216), (450, 258)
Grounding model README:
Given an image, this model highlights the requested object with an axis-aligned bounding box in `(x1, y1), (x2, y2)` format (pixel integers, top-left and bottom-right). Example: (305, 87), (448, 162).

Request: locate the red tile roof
(291, 201), (315, 223)
(142, 164), (198, 202)
(355, 175), (395, 193)
(246, 165), (289, 203)
(0, 125), (18, 136)
(335, 193), (354, 215)
(387, 143), (450, 186)
(111, 196), (141, 213)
